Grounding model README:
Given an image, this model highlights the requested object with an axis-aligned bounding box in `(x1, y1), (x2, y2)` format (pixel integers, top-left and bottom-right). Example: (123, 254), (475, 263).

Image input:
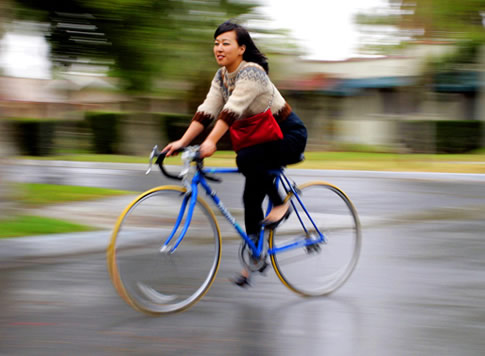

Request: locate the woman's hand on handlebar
(199, 119), (227, 158)
(162, 140), (185, 157)
(163, 121), (206, 157)
(199, 139), (217, 158)
(162, 138), (216, 158)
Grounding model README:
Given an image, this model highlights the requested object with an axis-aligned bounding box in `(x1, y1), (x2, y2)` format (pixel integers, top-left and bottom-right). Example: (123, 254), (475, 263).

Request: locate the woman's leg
(242, 173), (266, 235)
(233, 112), (307, 286)
(237, 145), (284, 235)
(264, 111), (308, 218)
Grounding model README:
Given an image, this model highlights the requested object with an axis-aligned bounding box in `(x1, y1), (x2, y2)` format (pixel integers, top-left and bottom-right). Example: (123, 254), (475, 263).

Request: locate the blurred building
(278, 40), (482, 151)
(1, 40), (484, 155)
(0, 75), (125, 119)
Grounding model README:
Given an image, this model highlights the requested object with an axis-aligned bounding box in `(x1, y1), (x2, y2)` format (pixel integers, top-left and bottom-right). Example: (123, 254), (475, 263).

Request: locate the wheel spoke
(107, 187), (221, 314)
(270, 182), (361, 296)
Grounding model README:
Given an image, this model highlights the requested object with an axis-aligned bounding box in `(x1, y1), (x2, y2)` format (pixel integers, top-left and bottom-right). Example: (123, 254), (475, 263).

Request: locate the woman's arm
(192, 70), (225, 128)
(162, 120), (205, 156)
(199, 119), (229, 158)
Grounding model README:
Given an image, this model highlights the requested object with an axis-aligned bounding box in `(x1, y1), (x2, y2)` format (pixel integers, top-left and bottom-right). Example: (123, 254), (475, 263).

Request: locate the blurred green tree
(356, 0), (485, 59)
(397, 0), (485, 41)
(10, 0), (262, 92)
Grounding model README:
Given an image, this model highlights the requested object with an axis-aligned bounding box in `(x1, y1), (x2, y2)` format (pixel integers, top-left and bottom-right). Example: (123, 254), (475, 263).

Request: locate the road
(1, 161), (485, 355)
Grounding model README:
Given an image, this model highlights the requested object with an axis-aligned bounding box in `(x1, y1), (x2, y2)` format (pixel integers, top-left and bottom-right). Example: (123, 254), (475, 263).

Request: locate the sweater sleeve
(192, 69), (225, 127)
(217, 65), (270, 126)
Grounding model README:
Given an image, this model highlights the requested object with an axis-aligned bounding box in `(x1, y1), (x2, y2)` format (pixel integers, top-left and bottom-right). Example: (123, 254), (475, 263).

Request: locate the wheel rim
(107, 186), (221, 314)
(269, 182), (361, 296)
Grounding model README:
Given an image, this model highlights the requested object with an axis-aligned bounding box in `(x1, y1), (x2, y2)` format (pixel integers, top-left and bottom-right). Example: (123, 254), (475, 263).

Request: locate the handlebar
(146, 145), (222, 183)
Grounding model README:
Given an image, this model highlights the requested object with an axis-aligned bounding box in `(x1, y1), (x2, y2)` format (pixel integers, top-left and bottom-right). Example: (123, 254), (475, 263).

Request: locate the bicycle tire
(269, 181), (361, 296)
(107, 185), (222, 315)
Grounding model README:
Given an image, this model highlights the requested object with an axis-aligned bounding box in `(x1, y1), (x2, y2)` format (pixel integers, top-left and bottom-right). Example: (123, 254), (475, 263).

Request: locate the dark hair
(214, 21), (269, 74)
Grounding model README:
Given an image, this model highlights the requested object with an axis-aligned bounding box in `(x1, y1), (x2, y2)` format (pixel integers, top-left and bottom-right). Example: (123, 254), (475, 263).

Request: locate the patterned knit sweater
(192, 61), (292, 127)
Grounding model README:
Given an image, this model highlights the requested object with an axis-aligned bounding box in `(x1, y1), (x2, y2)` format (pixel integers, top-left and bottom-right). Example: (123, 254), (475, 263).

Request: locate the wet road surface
(1, 162), (485, 355)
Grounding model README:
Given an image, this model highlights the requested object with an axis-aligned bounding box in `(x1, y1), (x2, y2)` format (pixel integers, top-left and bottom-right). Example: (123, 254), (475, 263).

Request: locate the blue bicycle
(108, 145), (361, 315)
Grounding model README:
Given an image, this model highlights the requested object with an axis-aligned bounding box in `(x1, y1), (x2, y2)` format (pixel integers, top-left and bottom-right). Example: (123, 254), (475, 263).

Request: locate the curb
(1, 160), (485, 263)
(7, 159), (485, 182)
(0, 231), (111, 265)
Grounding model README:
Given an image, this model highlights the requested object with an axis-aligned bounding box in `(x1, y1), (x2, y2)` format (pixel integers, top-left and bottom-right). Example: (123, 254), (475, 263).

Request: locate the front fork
(160, 184), (199, 254)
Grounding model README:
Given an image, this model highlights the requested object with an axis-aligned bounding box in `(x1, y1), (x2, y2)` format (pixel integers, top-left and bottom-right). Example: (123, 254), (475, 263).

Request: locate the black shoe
(258, 260), (269, 274)
(232, 274), (251, 288)
(262, 205), (292, 230)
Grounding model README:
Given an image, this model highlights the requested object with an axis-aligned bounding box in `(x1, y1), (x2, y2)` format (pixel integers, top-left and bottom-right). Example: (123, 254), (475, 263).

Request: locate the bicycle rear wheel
(269, 181), (361, 296)
(107, 185), (221, 315)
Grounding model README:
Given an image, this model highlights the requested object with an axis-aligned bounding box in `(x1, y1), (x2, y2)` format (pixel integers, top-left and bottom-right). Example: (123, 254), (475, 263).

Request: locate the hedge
(85, 111), (124, 154)
(435, 120), (482, 153)
(9, 118), (57, 156)
(152, 112), (192, 143)
(153, 112), (233, 150)
(402, 120), (482, 153)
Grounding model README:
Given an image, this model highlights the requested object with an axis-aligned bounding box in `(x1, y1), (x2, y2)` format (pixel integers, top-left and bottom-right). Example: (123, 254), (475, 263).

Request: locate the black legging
(236, 112), (307, 235)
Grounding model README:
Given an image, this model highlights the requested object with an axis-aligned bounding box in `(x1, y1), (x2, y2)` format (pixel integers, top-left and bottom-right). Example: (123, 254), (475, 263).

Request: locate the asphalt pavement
(1, 159), (485, 263)
(2, 160), (485, 355)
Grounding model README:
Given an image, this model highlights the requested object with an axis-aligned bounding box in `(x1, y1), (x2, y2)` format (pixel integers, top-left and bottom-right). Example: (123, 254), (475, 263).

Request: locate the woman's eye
(214, 41), (231, 46)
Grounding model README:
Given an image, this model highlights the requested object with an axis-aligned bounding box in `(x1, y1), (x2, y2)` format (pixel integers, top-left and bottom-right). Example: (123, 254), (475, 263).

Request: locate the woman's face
(214, 30), (245, 73)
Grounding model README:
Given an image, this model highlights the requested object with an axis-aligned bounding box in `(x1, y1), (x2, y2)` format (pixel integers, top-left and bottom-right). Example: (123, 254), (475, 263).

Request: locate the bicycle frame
(161, 165), (326, 259)
(108, 145), (362, 316)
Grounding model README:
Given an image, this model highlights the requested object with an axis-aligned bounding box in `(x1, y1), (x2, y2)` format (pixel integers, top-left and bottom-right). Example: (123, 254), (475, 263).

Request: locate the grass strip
(17, 150), (485, 173)
(1, 183), (134, 238)
(16, 183), (135, 207)
(0, 215), (95, 238)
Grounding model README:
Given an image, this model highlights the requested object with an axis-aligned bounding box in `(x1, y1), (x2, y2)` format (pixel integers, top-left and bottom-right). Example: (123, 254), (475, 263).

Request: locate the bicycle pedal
(305, 243), (321, 254)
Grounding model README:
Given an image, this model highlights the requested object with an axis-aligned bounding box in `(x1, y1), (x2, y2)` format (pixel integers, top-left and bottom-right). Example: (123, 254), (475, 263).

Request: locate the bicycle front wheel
(269, 181), (361, 296)
(107, 185), (221, 315)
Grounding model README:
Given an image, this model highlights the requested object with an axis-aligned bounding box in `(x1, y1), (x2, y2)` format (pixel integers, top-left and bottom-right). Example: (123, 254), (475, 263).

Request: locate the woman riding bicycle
(163, 21), (307, 286)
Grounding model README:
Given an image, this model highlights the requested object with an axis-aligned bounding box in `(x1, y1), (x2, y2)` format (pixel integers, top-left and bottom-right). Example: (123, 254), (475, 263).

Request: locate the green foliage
(9, 118), (58, 156)
(356, 0), (485, 58)
(154, 112), (233, 150)
(422, 39), (483, 78)
(402, 120), (482, 153)
(354, 12), (401, 26)
(153, 112), (192, 143)
(11, 0), (262, 92)
(85, 111), (124, 154)
(435, 120), (482, 153)
(400, 0), (485, 40)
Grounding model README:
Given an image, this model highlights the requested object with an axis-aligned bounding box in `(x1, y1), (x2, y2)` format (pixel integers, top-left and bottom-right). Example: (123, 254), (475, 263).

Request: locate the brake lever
(146, 145), (160, 175)
(179, 146), (201, 178)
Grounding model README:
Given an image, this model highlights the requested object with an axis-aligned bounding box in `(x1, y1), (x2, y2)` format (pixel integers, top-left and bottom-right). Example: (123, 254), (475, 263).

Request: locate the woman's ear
(239, 44), (246, 56)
